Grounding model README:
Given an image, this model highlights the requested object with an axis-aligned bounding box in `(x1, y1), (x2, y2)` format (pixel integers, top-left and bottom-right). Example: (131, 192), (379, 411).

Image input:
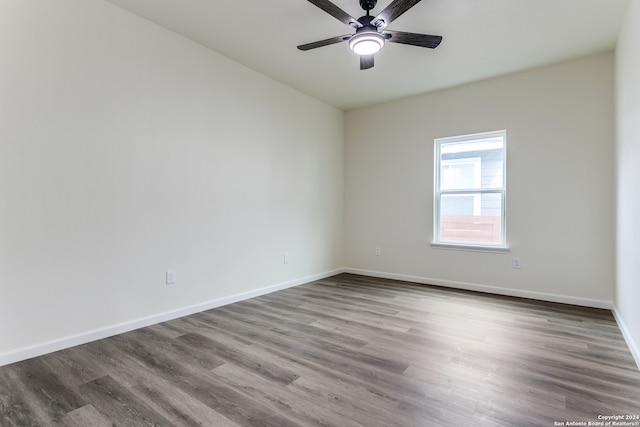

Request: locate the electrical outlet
(166, 269), (176, 284)
(375, 247), (381, 256)
(284, 253), (289, 264)
(512, 257), (521, 269)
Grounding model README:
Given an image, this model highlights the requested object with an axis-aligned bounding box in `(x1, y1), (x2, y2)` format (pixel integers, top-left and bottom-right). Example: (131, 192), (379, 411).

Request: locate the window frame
(432, 130), (508, 252)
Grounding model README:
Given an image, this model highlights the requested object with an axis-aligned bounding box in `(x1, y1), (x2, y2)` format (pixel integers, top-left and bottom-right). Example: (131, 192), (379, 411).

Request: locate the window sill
(430, 242), (510, 254)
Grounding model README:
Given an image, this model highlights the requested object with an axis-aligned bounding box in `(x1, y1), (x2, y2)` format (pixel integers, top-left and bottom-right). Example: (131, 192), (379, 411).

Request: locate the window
(433, 130), (507, 250)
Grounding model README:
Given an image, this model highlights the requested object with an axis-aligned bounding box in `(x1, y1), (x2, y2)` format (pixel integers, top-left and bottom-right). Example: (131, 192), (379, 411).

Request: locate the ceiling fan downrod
(359, 0), (377, 13)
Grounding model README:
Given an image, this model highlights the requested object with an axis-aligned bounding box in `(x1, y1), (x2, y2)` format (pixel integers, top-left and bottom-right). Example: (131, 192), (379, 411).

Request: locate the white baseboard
(0, 268), (344, 368)
(343, 268), (613, 309)
(612, 306), (640, 371)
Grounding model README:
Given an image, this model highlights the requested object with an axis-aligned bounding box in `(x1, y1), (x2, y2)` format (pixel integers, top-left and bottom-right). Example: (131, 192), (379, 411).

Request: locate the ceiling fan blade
(297, 35), (351, 51)
(372, 0), (422, 28)
(307, 0), (361, 27)
(384, 30), (442, 48)
(360, 55), (374, 70)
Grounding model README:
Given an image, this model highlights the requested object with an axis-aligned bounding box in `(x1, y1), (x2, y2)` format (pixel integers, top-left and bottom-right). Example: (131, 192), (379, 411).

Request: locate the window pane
(434, 130), (506, 248)
(439, 193), (503, 244)
(440, 158), (480, 190)
(440, 137), (504, 189)
(441, 194), (476, 215)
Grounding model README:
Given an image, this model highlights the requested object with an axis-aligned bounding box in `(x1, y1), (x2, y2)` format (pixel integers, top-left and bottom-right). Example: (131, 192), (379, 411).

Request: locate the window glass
(434, 131), (506, 249)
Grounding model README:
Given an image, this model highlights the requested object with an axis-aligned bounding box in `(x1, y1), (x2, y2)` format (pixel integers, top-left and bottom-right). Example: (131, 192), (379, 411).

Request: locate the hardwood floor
(1, 273), (639, 426)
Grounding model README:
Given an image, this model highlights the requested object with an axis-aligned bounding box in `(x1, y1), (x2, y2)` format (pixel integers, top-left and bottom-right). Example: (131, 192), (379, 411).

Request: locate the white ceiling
(105, 0), (628, 110)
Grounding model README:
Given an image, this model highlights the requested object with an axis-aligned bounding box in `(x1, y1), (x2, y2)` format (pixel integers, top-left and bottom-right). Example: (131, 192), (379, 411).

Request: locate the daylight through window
(433, 130), (507, 249)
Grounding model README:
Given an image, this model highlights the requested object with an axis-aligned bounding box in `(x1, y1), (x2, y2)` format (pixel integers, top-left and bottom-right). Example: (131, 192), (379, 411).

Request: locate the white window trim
(432, 130), (508, 252)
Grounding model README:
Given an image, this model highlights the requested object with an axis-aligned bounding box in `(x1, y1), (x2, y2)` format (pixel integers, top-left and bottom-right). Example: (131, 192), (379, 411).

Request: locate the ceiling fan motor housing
(359, 0), (377, 12)
(357, 16), (377, 29)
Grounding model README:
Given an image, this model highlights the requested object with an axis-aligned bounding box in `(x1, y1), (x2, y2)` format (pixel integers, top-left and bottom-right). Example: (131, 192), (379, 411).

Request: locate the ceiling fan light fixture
(349, 31), (385, 55)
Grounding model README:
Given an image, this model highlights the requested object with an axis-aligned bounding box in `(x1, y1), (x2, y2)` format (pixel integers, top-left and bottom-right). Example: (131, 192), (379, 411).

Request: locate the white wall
(0, 0), (344, 363)
(345, 52), (615, 306)
(615, 0), (640, 366)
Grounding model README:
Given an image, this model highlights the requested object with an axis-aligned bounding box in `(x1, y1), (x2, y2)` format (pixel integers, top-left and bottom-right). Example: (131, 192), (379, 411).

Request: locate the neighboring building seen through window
(433, 130), (506, 249)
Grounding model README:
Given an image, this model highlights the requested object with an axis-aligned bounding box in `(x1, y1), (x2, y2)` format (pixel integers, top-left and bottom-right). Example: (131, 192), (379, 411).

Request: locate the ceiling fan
(297, 0), (442, 70)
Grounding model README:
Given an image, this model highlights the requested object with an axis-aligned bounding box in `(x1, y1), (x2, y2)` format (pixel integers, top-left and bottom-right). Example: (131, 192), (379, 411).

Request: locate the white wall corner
(0, 268), (345, 368)
(612, 305), (640, 371)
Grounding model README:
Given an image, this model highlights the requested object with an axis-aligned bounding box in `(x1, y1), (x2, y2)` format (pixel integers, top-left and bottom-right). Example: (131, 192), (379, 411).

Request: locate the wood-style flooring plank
(1, 273), (639, 426)
(78, 375), (173, 426)
(59, 404), (113, 427)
